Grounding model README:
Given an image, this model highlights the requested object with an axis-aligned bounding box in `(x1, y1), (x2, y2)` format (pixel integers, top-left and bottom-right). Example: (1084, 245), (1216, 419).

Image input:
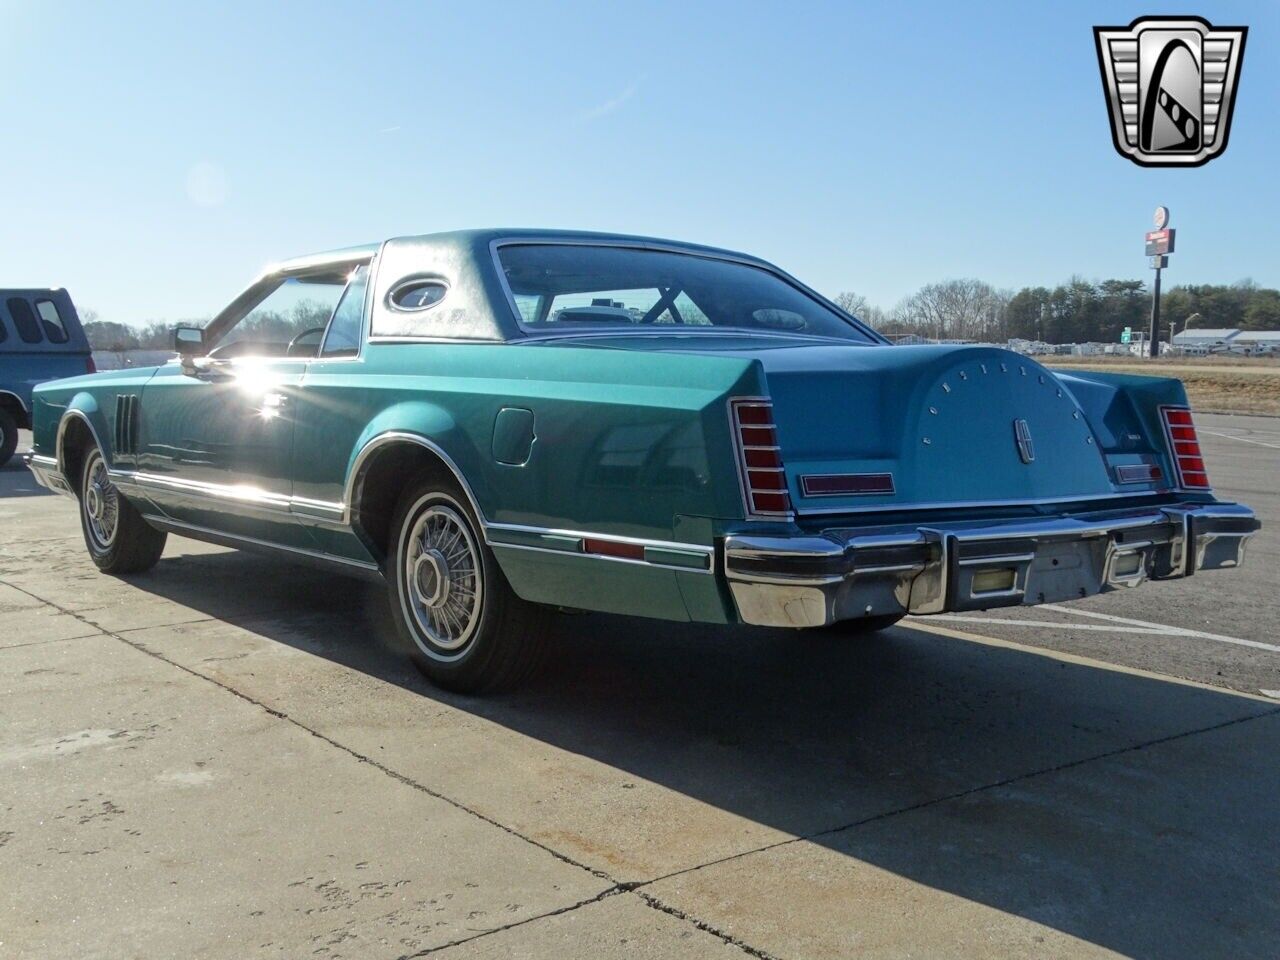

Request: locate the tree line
(81, 280), (1280, 351)
(835, 279), (1280, 344)
(82, 301), (332, 354)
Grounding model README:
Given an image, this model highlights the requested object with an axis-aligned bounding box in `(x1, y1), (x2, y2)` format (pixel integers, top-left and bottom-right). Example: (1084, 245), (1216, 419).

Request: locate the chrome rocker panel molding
(26, 439), (714, 577)
(25, 452), (74, 496)
(142, 516), (384, 582)
(723, 502), (1260, 628)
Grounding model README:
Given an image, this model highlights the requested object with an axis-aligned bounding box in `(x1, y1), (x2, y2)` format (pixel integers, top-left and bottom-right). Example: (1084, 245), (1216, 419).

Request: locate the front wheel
(78, 447), (167, 574)
(388, 476), (549, 693)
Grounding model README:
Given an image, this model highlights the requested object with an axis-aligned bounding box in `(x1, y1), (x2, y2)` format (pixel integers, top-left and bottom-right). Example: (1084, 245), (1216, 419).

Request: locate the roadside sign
(1149, 255), (1169, 269)
(1145, 228), (1176, 256)
(1154, 206), (1170, 230)
(1121, 327), (1131, 343)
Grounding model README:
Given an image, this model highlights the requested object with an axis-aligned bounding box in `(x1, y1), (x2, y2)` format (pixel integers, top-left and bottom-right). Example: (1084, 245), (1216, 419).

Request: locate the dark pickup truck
(0, 289), (94, 466)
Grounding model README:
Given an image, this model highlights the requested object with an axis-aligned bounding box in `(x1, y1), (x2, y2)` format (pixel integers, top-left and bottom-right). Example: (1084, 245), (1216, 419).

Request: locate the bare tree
(893, 279), (1008, 341)
(833, 291), (888, 329)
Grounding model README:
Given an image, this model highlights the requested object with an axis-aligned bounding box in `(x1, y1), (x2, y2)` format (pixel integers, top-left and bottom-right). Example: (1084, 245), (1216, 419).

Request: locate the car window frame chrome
(487, 237), (888, 345)
(384, 276), (451, 315)
(201, 245), (379, 361)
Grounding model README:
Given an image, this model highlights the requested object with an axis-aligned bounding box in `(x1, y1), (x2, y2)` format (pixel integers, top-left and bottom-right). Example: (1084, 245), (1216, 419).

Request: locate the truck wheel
(78, 446), (167, 574)
(388, 476), (549, 693)
(0, 407), (17, 467)
(818, 614), (904, 636)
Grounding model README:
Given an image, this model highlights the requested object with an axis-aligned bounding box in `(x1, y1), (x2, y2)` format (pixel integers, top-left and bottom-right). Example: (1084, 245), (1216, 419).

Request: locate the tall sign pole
(1146, 206), (1173, 359)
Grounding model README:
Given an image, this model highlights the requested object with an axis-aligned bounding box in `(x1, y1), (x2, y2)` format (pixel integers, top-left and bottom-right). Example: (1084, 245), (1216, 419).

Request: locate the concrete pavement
(2, 421), (1277, 959)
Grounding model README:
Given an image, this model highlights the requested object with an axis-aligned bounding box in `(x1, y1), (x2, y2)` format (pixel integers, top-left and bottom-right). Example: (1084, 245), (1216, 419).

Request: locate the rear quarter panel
(298, 341), (761, 622)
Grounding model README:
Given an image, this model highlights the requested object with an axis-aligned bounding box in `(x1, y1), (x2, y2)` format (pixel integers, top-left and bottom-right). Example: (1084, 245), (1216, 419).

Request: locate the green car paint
(24, 229), (1257, 631)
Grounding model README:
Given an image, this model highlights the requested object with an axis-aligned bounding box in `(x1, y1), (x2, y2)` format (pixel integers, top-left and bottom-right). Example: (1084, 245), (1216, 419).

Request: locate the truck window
(35, 299), (70, 344)
(6, 298), (44, 344)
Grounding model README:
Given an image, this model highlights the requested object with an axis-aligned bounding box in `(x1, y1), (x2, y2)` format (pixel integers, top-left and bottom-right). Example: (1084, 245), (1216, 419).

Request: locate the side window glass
(6, 298), (43, 343)
(320, 265), (369, 358)
(35, 299), (70, 343)
(0, 313), (8, 343)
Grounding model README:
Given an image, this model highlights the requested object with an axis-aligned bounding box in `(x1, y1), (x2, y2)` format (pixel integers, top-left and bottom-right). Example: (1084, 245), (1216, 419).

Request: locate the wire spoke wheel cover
(83, 451), (120, 550)
(400, 500), (483, 656)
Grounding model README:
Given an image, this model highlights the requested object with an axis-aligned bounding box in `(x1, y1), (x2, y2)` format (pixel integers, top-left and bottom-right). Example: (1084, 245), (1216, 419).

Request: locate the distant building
(1170, 328), (1239, 355)
(1231, 331), (1280, 355)
(1172, 328), (1239, 347)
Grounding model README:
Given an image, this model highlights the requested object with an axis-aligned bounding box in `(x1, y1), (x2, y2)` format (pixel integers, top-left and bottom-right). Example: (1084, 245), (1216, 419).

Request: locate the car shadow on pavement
(0, 458), (53, 499)
(118, 547), (1280, 960)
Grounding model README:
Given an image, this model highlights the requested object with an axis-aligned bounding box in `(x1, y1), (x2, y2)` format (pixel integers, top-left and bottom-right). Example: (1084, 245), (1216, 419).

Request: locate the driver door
(136, 276), (346, 548)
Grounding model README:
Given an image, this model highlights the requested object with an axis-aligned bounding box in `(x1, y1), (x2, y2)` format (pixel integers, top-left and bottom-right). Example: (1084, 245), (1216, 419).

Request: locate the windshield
(498, 243), (874, 342)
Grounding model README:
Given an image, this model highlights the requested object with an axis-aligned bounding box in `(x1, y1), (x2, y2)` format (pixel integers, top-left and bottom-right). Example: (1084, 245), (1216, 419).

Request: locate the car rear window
(497, 244), (874, 342)
(35, 299), (70, 343)
(6, 298), (44, 343)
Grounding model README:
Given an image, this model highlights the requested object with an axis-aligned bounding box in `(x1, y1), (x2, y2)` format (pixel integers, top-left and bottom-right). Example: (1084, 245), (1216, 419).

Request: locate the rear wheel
(388, 475), (549, 693)
(78, 447), (167, 574)
(818, 613), (904, 636)
(0, 407), (17, 468)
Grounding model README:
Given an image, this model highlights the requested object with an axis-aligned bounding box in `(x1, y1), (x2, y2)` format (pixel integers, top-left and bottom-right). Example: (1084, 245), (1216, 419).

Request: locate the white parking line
(1199, 429), (1280, 450)
(923, 615), (1169, 635)
(926, 603), (1280, 655)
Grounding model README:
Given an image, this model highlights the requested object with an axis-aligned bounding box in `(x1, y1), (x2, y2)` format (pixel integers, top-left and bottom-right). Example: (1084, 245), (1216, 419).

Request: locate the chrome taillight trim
(728, 397), (794, 521)
(1159, 404), (1213, 492)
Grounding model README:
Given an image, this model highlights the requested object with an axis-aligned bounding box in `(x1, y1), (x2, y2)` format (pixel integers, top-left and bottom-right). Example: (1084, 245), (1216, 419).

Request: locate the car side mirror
(173, 325), (205, 356)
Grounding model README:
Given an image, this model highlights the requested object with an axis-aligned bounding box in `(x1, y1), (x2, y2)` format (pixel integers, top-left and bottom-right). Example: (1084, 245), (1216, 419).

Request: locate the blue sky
(1, 1), (1275, 326)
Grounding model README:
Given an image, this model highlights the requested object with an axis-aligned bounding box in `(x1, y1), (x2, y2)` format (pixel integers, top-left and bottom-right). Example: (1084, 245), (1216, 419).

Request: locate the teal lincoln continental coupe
(25, 230), (1260, 691)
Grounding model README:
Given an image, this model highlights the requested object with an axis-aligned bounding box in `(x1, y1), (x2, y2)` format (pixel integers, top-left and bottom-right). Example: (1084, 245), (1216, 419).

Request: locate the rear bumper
(723, 502), (1260, 628)
(25, 452), (74, 497)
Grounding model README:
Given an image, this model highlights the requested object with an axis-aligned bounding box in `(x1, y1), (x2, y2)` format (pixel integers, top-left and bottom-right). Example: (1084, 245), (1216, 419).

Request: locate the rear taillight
(730, 398), (793, 518)
(1160, 405), (1210, 490)
(85, 356), (97, 374)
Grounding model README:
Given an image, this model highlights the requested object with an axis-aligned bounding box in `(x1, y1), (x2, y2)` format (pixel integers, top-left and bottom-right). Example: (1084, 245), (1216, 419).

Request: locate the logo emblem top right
(1094, 16), (1247, 167)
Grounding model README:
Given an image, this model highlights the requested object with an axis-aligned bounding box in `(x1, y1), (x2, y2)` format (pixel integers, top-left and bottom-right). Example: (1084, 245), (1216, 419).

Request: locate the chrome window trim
(202, 246), (379, 356)
(487, 237), (886, 344)
(0, 389), (29, 413)
(314, 255), (380, 363)
(384, 276), (450, 314)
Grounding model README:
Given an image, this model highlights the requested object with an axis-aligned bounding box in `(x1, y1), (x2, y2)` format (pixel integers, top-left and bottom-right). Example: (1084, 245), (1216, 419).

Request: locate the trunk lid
(536, 335), (1119, 515)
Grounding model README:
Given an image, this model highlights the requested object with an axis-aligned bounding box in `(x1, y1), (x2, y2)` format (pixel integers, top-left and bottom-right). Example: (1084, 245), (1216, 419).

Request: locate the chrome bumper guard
(723, 502), (1260, 628)
(25, 452), (74, 497)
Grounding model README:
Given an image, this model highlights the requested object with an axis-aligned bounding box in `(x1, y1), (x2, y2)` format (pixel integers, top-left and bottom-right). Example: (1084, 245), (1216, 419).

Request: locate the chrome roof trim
(204, 244), (380, 348)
